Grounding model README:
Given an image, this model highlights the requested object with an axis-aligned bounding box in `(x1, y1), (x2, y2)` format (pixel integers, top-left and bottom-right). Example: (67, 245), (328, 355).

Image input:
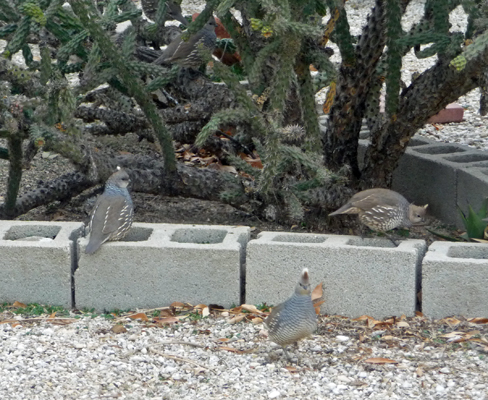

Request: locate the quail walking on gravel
(153, 17), (217, 68)
(329, 188), (428, 239)
(265, 268), (318, 360)
(85, 167), (134, 255)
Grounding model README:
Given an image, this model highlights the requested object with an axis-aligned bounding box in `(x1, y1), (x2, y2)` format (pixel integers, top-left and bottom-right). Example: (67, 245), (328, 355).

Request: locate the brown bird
(265, 268), (318, 360)
(329, 188), (428, 241)
(85, 167), (134, 254)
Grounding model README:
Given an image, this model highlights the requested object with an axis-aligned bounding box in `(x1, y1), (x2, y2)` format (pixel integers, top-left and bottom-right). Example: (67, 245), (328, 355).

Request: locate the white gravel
(1, 313), (487, 399)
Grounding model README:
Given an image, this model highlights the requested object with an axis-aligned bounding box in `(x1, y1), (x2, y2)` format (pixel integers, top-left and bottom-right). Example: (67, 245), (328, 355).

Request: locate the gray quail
(153, 17), (217, 68)
(265, 268), (318, 360)
(329, 188), (428, 238)
(85, 167), (134, 255)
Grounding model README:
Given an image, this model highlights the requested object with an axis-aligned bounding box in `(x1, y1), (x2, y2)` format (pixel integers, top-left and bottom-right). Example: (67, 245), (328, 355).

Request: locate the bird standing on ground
(153, 17), (217, 68)
(329, 188), (428, 239)
(85, 167), (134, 255)
(265, 268), (318, 360)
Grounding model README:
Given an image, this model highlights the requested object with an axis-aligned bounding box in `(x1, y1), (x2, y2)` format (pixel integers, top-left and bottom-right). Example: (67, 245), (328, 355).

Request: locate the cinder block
(246, 232), (426, 319)
(392, 140), (488, 228)
(457, 166), (488, 225)
(76, 223), (249, 311)
(427, 103), (464, 124)
(0, 221), (84, 307)
(422, 242), (488, 319)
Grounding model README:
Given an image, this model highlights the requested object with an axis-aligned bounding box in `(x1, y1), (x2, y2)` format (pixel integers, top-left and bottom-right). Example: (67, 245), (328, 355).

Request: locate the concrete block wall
(76, 223), (250, 311)
(247, 232), (426, 319)
(422, 242), (488, 319)
(0, 219), (487, 319)
(392, 138), (488, 228)
(0, 221), (84, 307)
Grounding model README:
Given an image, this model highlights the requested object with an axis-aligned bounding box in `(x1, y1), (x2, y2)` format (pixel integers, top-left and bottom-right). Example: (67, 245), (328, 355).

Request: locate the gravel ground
(1, 1), (488, 399)
(1, 309), (488, 399)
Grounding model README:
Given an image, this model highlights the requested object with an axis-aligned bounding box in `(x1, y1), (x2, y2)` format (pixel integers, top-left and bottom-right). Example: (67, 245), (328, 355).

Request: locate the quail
(85, 167), (134, 255)
(329, 188), (428, 239)
(153, 17), (217, 68)
(265, 268), (318, 360)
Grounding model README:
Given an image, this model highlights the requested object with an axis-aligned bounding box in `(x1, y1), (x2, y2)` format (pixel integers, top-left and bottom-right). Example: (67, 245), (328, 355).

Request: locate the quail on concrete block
(85, 167), (134, 255)
(153, 17), (217, 68)
(265, 268), (318, 360)
(329, 188), (428, 235)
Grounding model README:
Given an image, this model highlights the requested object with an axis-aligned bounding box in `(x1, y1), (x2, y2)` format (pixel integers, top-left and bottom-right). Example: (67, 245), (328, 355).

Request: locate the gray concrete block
(457, 167), (488, 222)
(393, 140), (488, 228)
(0, 221), (84, 307)
(76, 223), (250, 311)
(392, 143), (465, 227)
(422, 242), (488, 319)
(246, 232), (426, 319)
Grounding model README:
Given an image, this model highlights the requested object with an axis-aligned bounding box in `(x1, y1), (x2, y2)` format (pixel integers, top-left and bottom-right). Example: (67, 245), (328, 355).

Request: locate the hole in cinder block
(272, 235), (327, 243)
(444, 154), (488, 163)
(171, 229), (227, 244)
(121, 227), (152, 242)
(4, 225), (61, 241)
(447, 246), (488, 259)
(346, 237), (396, 248)
(414, 145), (465, 155)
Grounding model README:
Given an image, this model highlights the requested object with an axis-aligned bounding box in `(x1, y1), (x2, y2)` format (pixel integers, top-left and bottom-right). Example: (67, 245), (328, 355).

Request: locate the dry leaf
(47, 312), (56, 320)
(440, 317), (461, 326)
(285, 366), (298, 373)
(364, 357), (398, 364)
(159, 309), (174, 318)
(353, 315), (375, 321)
(217, 338), (230, 342)
(241, 304), (261, 314)
(311, 283), (323, 301)
(415, 311), (424, 317)
(128, 313), (149, 322)
(251, 317), (264, 324)
(382, 335), (395, 341)
(154, 317), (179, 325)
(396, 321), (410, 328)
(12, 301), (26, 308)
(229, 306), (242, 314)
(170, 301), (187, 308)
(194, 304), (208, 310)
(416, 366), (424, 377)
(228, 314), (246, 324)
(469, 317), (488, 324)
(111, 325), (127, 334)
(11, 322), (21, 328)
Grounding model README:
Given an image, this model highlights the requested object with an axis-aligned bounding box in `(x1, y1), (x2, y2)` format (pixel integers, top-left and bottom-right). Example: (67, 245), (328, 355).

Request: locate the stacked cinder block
(422, 242), (488, 319)
(246, 232), (426, 319)
(0, 221), (84, 307)
(76, 223), (250, 311)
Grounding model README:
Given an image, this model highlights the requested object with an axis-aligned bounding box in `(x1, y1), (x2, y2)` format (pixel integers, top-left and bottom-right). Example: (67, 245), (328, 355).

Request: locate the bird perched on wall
(85, 167), (134, 255)
(153, 17), (217, 68)
(265, 268), (318, 360)
(329, 188), (428, 242)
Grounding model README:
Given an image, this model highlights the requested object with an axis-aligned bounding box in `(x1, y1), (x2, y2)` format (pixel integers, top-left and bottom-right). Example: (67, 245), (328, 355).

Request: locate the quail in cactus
(265, 268), (318, 360)
(329, 188), (428, 241)
(85, 167), (134, 255)
(153, 17), (217, 68)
